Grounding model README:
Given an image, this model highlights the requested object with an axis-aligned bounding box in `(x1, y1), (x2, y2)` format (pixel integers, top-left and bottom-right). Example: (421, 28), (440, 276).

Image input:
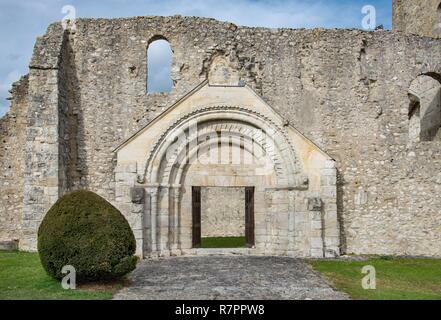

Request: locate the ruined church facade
(2, 0), (441, 258)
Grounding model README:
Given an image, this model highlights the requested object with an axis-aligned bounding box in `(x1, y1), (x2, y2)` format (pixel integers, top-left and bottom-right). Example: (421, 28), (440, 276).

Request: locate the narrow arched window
(408, 74), (441, 142)
(147, 39), (173, 93)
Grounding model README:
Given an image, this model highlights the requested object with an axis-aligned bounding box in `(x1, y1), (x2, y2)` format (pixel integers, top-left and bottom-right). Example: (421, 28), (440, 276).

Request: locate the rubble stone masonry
(2, 11), (441, 256)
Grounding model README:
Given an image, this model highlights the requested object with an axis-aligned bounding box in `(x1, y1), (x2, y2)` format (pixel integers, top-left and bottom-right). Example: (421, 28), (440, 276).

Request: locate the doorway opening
(192, 186), (255, 249)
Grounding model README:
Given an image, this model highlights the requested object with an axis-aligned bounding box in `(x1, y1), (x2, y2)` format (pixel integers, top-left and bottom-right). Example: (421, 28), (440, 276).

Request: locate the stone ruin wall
(393, 0), (441, 38)
(201, 187), (246, 238)
(2, 16), (441, 255)
(0, 76), (28, 243)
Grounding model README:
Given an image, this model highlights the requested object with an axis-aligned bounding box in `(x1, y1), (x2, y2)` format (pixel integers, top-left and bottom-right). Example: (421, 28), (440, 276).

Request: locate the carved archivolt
(143, 105), (303, 186)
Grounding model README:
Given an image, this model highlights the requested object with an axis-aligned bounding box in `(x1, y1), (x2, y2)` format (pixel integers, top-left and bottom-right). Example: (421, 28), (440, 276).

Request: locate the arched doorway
(114, 82), (340, 259)
(142, 107), (299, 254)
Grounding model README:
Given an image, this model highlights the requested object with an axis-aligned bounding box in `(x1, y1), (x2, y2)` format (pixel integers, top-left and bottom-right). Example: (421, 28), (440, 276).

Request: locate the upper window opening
(408, 74), (441, 142)
(147, 39), (173, 93)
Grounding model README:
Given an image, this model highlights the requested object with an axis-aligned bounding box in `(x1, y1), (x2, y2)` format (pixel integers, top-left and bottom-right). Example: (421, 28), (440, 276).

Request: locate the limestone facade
(393, 0), (441, 38)
(2, 5), (441, 257)
(114, 77), (338, 258)
(201, 187), (246, 238)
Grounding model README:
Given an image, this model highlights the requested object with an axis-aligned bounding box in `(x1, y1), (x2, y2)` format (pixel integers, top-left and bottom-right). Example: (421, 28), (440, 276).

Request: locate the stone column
(321, 160), (340, 258)
(130, 187), (146, 258)
(147, 185), (159, 255)
(263, 189), (274, 255)
(287, 190), (296, 255)
(170, 185), (181, 253)
(308, 197), (324, 258)
(158, 187), (170, 255)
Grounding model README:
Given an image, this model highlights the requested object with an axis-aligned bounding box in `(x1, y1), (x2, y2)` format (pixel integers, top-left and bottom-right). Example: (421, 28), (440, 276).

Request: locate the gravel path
(113, 256), (349, 300)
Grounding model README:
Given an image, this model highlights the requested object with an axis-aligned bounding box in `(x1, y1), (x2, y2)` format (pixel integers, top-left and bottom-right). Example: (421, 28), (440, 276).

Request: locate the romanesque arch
(114, 83), (339, 260)
(143, 106), (302, 186)
(136, 105), (310, 255)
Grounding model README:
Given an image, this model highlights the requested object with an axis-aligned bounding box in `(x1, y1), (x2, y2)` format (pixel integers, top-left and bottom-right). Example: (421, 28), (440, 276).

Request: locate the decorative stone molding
(308, 198), (323, 211)
(143, 105), (302, 184)
(130, 187), (145, 204)
(136, 174), (145, 184)
(114, 87), (339, 258)
(208, 55), (241, 86)
(294, 175), (309, 190)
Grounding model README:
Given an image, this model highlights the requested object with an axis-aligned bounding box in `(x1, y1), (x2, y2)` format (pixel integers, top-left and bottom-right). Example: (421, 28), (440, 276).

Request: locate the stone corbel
(294, 175), (309, 190)
(130, 187), (145, 204)
(137, 174), (145, 184)
(307, 197), (323, 211)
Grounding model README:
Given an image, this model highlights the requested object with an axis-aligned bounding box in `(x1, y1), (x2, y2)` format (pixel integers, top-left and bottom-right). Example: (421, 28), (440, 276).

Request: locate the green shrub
(38, 190), (138, 282)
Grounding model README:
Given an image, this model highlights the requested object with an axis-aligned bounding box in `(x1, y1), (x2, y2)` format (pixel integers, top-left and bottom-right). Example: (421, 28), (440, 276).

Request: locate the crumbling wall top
(29, 22), (65, 70)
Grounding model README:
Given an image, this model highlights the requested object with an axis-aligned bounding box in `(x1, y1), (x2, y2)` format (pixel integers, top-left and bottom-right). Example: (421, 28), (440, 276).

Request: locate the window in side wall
(147, 39), (173, 93)
(408, 74), (441, 142)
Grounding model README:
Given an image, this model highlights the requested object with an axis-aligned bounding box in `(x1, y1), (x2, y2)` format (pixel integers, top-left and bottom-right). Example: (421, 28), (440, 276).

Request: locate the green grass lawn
(201, 237), (246, 248)
(4, 249), (440, 300)
(309, 257), (441, 300)
(0, 251), (122, 300)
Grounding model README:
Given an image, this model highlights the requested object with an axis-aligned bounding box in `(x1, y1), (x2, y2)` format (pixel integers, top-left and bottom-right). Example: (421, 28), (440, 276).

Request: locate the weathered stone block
(310, 248), (324, 258)
(131, 187), (145, 204)
(0, 240), (19, 251)
(308, 197), (323, 211)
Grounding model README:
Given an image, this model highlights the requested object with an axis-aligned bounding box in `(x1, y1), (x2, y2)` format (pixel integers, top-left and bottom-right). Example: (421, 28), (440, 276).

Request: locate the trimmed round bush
(38, 190), (137, 282)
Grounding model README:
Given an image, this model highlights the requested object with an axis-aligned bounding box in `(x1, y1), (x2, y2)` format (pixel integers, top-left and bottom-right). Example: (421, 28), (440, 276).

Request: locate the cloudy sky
(0, 0), (392, 116)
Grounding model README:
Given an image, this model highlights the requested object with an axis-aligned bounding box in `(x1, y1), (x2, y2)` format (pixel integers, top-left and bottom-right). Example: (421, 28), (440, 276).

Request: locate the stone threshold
(186, 248), (255, 256)
(143, 248), (314, 259)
